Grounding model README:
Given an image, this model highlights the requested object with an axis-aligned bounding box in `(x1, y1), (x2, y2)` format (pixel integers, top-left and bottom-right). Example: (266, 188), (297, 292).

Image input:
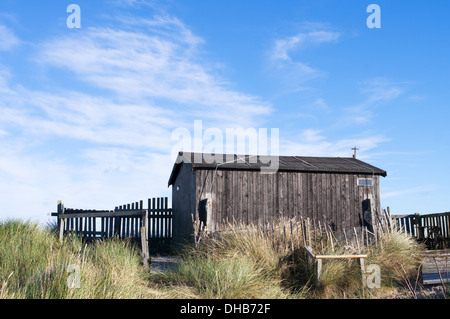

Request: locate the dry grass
(0, 218), (432, 299)
(0, 220), (155, 299)
(153, 221), (294, 299)
(154, 218), (427, 299)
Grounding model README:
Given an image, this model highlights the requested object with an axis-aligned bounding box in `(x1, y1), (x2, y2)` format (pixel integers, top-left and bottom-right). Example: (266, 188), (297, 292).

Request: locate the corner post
(316, 259), (322, 285)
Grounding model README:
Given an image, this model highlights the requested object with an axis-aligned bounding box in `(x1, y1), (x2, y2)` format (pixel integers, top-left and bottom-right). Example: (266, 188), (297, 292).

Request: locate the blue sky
(0, 0), (449, 224)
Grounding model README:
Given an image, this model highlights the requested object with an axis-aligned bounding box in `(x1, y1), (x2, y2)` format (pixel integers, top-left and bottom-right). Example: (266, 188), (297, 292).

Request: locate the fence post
(59, 218), (65, 242)
(354, 227), (360, 251)
(141, 210), (149, 267)
(57, 200), (65, 242)
(316, 259), (322, 285)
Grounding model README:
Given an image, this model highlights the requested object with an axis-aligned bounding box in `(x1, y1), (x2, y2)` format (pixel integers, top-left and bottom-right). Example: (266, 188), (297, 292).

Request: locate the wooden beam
(314, 254), (368, 260)
(304, 244), (368, 288)
(305, 245), (367, 259)
(304, 245), (316, 259)
(58, 210), (147, 219)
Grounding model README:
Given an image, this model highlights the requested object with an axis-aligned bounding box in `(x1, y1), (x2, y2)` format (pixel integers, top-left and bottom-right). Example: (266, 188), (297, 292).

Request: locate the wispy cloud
(0, 69), (177, 220)
(106, 0), (155, 8)
(0, 25), (20, 51)
(1, 90), (176, 149)
(360, 78), (403, 104)
(272, 30), (341, 62)
(382, 185), (436, 199)
(0, 13), (275, 222)
(279, 129), (388, 158)
(265, 26), (391, 160)
(268, 29), (341, 90)
(36, 16), (271, 128)
(340, 78), (404, 125)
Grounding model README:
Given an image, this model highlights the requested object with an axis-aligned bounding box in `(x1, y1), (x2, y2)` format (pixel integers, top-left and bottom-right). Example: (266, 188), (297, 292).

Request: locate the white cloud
(0, 138), (172, 224)
(272, 30), (340, 62)
(361, 78), (403, 104)
(0, 85), (178, 151)
(279, 129), (388, 158)
(382, 185), (436, 199)
(0, 15), (275, 160)
(0, 25), (19, 51)
(0, 14), (275, 223)
(107, 0), (154, 7)
(310, 98), (330, 112)
(36, 17), (271, 127)
(341, 78), (404, 126)
(268, 29), (340, 91)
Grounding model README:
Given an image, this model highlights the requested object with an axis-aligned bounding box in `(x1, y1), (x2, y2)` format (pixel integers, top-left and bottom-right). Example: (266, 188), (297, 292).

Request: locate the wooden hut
(168, 152), (387, 241)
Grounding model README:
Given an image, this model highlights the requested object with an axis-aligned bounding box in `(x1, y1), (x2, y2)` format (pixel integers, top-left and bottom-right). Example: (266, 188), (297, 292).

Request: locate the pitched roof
(168, 152), (387, 186)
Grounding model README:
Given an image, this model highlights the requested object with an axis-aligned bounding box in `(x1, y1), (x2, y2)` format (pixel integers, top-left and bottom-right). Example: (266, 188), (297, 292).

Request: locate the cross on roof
(352, 146), (359, 158)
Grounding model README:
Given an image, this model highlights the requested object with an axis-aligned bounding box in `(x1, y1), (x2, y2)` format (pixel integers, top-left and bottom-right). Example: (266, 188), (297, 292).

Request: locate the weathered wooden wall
(194, 169), (380, 233)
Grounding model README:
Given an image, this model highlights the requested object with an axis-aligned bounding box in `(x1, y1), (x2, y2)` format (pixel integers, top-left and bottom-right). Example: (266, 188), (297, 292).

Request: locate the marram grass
(0, 220), (153, 299)
(0, 219), (429, 299)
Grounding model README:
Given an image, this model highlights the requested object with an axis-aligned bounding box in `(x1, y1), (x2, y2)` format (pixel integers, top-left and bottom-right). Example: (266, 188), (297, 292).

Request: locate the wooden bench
(304, 246), (368, 286)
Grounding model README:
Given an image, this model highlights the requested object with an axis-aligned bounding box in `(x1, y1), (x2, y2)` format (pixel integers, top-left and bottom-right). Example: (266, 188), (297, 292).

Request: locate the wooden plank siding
(192, 169), (380, 233)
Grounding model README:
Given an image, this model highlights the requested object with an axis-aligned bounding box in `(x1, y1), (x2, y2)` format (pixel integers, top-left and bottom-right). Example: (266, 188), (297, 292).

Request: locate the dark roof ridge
(168, 151), (387, 186)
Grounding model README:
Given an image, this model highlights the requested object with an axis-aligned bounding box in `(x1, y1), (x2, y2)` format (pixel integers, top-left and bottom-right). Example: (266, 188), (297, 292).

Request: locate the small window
(176, 185), (180, 191)
(357, 178), (373, 186)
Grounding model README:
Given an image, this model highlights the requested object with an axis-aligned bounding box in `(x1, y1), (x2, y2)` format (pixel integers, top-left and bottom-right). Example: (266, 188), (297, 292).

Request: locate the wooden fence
(391, 211), (450, 249)
(52, 197), (173, 253)
(147, 197), (172, 248)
